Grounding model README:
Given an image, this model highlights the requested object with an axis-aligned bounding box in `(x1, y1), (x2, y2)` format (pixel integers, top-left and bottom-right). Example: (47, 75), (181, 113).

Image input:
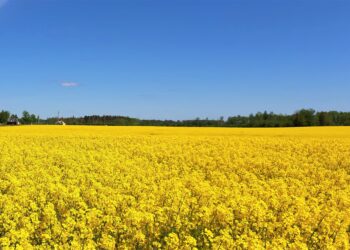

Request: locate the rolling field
(0, 126), (350, 249)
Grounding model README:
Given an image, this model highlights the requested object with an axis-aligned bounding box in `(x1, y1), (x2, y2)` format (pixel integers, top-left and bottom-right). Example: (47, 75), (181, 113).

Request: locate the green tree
(318, 112), (332, 126)
(30, 114), (37, 124)
(21, 111), (32, 124)
(293, 109), (316, 126)
(0, 110), (10, 124)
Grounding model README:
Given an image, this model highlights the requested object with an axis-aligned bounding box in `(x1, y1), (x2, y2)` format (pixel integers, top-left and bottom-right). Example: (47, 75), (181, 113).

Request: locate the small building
(56, 120), (66, 126)
(7, 118), (20, 125)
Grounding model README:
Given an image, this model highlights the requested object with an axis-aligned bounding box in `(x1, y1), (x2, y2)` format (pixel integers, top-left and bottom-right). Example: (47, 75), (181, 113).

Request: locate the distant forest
(1, 109), (350, 127)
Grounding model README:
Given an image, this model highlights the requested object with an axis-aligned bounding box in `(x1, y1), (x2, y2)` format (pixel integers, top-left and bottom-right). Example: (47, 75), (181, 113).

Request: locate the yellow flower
(0, 126), (349, 248)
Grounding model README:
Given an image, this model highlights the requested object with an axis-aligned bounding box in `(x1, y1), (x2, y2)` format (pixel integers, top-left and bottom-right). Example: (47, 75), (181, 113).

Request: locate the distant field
(0, 126), (349, 249)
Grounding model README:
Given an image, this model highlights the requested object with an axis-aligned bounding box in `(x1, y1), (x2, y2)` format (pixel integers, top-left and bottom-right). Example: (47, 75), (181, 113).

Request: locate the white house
(56, 120), (66, 125)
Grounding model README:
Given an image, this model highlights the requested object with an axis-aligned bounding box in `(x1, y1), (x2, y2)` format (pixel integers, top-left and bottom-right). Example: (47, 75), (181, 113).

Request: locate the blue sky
(0, 0), (349, 119)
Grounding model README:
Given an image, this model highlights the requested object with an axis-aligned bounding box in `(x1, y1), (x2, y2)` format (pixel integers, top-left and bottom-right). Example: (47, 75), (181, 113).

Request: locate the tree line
(0, 110), (40, 125)
(46, 109), (350, 127)
(1, 109), (350, 127)
(226, 109), (350, 127)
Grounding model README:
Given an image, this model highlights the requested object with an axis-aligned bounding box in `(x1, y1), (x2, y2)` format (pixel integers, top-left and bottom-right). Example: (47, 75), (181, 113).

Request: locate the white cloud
(61, 82), (79, 87)
(0, 0), (8, 8)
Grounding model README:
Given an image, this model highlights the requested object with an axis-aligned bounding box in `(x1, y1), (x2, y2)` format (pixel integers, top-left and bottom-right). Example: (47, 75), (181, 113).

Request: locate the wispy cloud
(0, 0), (8, 8)
(61, 82), (79, 87)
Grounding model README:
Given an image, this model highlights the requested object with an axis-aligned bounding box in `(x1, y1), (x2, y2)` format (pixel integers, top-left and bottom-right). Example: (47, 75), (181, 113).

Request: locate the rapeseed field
(0, 126), (349, 249)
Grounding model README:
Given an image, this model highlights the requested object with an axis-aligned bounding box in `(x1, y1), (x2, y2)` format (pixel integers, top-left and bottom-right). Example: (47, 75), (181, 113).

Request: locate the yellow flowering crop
(0, 126), (349, 249)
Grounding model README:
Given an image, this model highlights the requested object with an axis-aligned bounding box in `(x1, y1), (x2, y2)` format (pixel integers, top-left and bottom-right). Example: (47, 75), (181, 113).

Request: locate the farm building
(7, 118), (20, 125)
(56, 120), (66, 125)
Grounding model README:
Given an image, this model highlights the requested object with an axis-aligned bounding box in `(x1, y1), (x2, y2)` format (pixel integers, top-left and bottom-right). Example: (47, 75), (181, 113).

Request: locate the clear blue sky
(0, 0), (349, 119)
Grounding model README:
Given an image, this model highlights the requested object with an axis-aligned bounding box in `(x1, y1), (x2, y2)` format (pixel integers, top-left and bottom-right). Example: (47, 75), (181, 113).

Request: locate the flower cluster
(0, 126), (349, 249)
